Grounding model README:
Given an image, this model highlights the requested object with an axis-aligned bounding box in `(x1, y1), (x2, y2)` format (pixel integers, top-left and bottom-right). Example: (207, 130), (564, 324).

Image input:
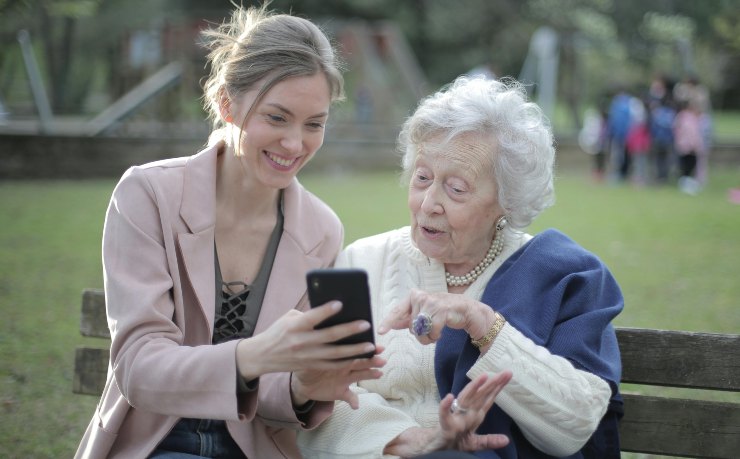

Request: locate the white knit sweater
(297, 227), (611, 458)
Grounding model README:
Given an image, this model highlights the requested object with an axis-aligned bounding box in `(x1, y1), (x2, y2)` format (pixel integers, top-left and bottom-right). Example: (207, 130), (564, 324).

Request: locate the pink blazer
(75, 143), (343, 459)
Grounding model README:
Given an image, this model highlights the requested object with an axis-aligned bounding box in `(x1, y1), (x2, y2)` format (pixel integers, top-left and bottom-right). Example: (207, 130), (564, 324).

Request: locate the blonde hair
(201, 3), (344, 131)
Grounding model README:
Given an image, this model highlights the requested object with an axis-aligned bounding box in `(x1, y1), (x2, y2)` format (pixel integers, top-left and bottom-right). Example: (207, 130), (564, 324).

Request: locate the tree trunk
(561, 31), (582, 132)
(56, 16), (76, 112)
(37, 7), (78, 113)
(38, 7), (57, 110)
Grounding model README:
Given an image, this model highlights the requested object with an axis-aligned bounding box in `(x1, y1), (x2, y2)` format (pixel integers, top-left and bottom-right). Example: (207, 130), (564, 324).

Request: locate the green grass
(1, 167), (739, 457)
(0, 181), (111, 458)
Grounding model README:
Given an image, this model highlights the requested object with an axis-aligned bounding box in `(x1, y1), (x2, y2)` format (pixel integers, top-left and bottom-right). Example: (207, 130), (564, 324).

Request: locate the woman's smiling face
(407, 133), (505, 274)
(228, 72), (332, 190)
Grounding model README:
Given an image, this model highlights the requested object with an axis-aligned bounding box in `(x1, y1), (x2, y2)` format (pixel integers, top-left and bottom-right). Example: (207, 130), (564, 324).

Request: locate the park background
(1, 0), (739, 457)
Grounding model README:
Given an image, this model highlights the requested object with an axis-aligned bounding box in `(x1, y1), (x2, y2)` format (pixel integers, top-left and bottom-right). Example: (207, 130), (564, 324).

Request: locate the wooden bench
(74, 288), (740, 458)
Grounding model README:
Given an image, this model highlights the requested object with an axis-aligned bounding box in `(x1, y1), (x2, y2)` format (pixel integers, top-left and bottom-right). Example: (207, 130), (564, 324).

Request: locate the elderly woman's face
(408, 134), (504, 272)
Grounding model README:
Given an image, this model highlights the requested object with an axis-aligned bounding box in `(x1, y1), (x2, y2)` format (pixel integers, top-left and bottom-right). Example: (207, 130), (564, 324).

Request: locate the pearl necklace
(445, 216), (507, 287)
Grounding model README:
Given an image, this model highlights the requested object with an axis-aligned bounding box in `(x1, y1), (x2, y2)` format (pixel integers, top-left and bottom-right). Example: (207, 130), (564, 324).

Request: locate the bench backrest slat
(617, 327), (740, 391)
(619, 394), (740, 458)
(80, 288), (109, 338)
(73, 348), (109, 395)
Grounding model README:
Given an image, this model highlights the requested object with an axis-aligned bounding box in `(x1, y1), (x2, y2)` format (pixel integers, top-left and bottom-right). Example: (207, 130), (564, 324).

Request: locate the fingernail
(358, 321), (370, 331)
(332, 301), (342, 310)
(364, 343), (375, 352)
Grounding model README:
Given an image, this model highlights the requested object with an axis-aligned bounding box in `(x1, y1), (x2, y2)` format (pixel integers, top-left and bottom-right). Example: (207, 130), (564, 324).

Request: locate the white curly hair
(399, 76), (556, 229)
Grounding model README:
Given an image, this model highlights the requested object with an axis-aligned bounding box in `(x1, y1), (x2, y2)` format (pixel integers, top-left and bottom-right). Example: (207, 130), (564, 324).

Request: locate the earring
(495, 215), (508, 231)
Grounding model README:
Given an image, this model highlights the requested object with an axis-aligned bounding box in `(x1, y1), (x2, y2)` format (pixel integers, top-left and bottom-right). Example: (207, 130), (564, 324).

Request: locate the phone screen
(306, 268), (375, 359)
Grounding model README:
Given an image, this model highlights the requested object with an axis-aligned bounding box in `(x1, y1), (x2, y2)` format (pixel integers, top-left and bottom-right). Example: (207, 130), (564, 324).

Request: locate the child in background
(673, 100), (705, 195)
(626, 98), (651, 186)
(649, 95), (676, 184)
(578, 106), (609, 182)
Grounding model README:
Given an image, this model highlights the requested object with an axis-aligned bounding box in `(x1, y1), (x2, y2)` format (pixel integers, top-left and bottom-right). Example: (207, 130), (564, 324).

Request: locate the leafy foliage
(1, 0), (739, 117)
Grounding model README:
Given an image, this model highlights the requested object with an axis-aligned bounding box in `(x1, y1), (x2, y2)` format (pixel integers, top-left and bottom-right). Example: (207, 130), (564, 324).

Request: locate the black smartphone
(306, 268), (375, 359)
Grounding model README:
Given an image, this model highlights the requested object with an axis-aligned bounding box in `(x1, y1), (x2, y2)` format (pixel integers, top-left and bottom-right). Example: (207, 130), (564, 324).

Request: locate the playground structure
(0, 20), (429, 178)
(2, 21), (587, 138)
(2, 19), (737, 180)
(2, 20), (428, 139)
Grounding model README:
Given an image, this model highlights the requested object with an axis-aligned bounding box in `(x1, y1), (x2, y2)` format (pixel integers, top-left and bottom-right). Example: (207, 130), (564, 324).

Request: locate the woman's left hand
(439, 371), (512, 451)
(377, 289), (495, 345)
(383, 371), (512, 457)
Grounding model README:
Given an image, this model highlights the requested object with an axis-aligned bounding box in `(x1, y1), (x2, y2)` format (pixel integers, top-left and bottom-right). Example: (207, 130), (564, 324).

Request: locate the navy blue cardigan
(434, 229), (624, 459)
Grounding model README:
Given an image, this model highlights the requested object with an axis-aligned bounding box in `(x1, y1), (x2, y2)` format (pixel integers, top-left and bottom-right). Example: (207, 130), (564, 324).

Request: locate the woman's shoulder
(113, 147), (216, 209)
(523, 229), (604, 270)
(112, 158), (185, 205)
(490, 229), (623, 313)
(116, 145), (214, 194)
(126, 142), (217, 180)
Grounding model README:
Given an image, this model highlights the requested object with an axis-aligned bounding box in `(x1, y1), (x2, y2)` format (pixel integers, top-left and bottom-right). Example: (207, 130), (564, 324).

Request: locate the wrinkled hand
(438, 371), (512, 451)
(384, 371), (512, 456)
(236, 301), (384, 386)
(377, 289), (494, 345)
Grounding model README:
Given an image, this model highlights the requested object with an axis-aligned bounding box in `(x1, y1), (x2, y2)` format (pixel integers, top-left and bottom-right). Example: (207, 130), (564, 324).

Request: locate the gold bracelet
(471, 312), (506, 349)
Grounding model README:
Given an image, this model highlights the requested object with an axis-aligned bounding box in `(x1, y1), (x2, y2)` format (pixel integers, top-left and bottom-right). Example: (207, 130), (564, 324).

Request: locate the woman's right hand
(235, 300), (383, 382)
(379, 289), (497, 347)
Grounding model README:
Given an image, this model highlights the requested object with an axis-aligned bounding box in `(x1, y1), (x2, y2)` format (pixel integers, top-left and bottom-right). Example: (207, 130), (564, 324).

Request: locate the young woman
(75, 5), (384, 459)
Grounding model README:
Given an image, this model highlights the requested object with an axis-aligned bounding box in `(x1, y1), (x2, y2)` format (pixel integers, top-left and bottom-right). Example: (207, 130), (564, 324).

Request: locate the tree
(0, 0), (104, 113)
(3, 0), (737, 122)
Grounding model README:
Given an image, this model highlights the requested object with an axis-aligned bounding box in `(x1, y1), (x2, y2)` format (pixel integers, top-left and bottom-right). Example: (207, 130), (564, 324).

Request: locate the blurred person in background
(674, 75), (712, 187)
(673, 98), (706, 195)
(578, 97), (610, 183)
(607, 87), (633, 183)
(648, 90), (676, 185)
(625, 97), (651, 186)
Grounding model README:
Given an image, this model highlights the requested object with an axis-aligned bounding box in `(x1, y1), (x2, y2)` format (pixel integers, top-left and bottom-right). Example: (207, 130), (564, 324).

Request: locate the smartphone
(306, 268), (375, 359)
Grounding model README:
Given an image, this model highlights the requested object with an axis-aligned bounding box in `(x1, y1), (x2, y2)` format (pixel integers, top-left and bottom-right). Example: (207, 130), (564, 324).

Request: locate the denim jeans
(148, 418), (245, 459)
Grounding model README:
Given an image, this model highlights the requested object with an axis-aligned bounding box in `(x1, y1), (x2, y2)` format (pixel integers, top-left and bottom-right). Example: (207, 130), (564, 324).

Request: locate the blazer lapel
(254, 180), (325, 334)
(177, 143), (220, 338)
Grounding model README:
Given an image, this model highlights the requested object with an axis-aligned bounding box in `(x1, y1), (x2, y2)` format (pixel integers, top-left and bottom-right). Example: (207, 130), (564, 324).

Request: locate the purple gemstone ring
(412, 312), (433, 336)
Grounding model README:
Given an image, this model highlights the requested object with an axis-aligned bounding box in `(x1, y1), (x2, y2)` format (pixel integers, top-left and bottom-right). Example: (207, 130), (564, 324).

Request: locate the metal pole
(17, 29), (53, 133)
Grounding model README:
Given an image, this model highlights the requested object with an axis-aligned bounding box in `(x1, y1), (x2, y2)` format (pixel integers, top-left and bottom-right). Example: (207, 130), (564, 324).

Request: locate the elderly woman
(297, 76), (624, 459)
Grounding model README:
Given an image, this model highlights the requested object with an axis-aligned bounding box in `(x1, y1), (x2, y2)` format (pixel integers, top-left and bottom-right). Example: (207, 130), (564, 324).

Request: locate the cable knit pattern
(468, 325), (611, 456)
(297, 227), (612, 458)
